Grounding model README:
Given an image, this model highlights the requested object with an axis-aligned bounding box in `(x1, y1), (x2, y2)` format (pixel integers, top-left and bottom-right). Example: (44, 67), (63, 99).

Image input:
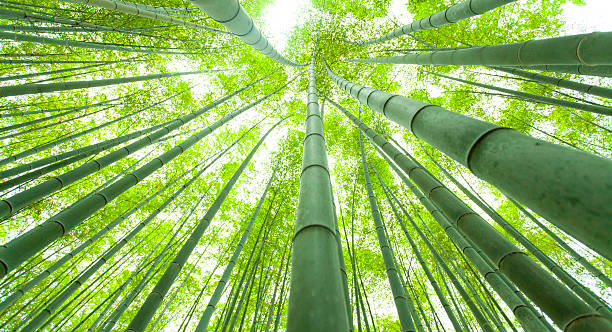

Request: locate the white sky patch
(561, 0), (612, 34)
(388, 0), (412, 22)
(260, 0), (313, 52)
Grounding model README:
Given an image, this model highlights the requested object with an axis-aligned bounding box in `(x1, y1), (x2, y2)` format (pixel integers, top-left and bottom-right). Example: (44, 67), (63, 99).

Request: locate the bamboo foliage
(59, 0), (228, 33)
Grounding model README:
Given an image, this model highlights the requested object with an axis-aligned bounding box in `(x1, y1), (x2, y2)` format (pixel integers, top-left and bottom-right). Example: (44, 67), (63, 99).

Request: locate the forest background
(0, 0), (611, 330)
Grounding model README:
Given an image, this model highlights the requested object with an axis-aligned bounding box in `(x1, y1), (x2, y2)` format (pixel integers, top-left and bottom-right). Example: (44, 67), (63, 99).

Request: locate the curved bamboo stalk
(0, 32), (219, 56)
(0, 68), (224, 97)
(19, 155), (212, 331)
(286, 56), (349, 331)
(359, 134), (416, 332)
(0, 84), (288, 277)
(421, 149), (612, 318)
(424, 70), (612, 116)
(327, 98), (612, 331)
(124, 116), (290, 332)
(59, 0), (229, 34)
(190, 0), (305, 67)
(195, 151), (282, 331)
(356, 0), (515, 45)
(325, 62), (612, 262)
(492, 66), (612, 99)
(352, 32), (612, 67)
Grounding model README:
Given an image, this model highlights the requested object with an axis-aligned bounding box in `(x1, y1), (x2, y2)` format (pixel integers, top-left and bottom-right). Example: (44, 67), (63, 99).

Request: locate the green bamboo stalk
(341, 186), (365, 332)
(0, 58), (138, 83)
(124, 116), (288, 332)
(147, 246), (214, 332)
(19, 153), (212, 331)
(492, 66), (612, 99)
(220, 212), (272, 332)
(352, 32), (612, 67)
(509, 198), (612, 288)
(356, 0), (515, 45)
(378, 206), (426, 332)
(369, 163), (463, 331)
(98, 178), (216, 332)
(331, 190), (354, 332)
(195, 152), (282, 331)
(261, 239), (289, 332)
(359, 133), (416, 332)
(327, 98), (612, 331)
(0, 106), (109, 140)
(1, 69), (277, 168)
(286, 56), (348, 331)
(19, 223), (153, 331)
(59, 0), (228, 33)
(404, 276), (433, 332)
(0, 98), (113, 120)
(421, 149), (612, 318)
(424, 70), (612, 116)
(272, 248), (291, 332)
(0, 77), (279, 216)
(190, 0), (304, 67)
(0, 150), (172, 313)
(412, 206), (523, 332)
(0, 31), (218, 56)
(231, 207), (280, 332)
(432, 259), (473, 331)
(507, 65), (612, 78)
(0, 83), (287, 277)
(0, 68), (223, 97)
(325, 62), (612, 262)
(235, 248), (267, 331)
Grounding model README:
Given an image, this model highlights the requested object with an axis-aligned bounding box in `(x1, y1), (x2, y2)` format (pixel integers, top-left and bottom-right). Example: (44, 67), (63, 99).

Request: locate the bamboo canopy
(0, 0), (610, 331)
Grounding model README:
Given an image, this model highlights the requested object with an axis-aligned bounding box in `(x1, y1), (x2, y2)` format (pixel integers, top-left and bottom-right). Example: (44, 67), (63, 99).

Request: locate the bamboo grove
(0, 0), (610, 331)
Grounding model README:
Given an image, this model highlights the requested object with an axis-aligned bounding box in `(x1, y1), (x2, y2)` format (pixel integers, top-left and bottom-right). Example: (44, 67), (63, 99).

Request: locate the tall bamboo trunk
(325, 62), (612, 262)
(359, 134), (416, 332)
(124, 116), (288, 332)
(357, 0), (515, 45)
(0, 84), (288, 277)
(327, 98), (612, 331)
(286, 54), (348, 331)
(190, 0), (304, 67)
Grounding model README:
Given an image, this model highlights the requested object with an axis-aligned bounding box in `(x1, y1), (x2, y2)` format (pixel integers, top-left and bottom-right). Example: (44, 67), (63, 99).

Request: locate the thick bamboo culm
(325, 62), (612, 262)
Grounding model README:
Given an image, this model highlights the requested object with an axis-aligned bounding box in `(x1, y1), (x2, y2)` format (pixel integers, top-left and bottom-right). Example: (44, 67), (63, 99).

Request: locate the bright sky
(561, 0), (612, 33)
(260, 0), (313, 52)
